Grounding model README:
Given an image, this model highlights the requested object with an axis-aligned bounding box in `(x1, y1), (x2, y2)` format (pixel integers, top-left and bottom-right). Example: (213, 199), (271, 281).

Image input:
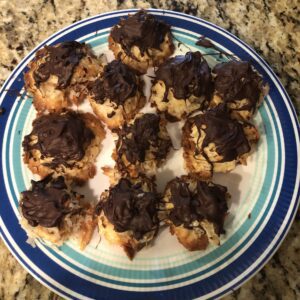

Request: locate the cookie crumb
(0, 107), (5, 115)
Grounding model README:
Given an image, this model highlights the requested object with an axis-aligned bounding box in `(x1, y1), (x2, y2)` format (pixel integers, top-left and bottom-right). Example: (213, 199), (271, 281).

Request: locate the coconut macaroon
(108, 10), (174, 73)
(112, 113), (172, 178)
(22, 110), (105, 185)
(161, 176), (229, 251)
(150, 52), (213, 121)
(19, 175), (96, 250)
(95, 177), (160, 259)
(210, 60), (269, 121)
(24, 41), (103, 112)
(182, 104), (259, 179)
(88, 60), (146, 129)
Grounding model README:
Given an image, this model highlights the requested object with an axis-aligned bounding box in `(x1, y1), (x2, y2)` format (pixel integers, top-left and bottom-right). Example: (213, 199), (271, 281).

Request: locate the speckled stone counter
(0, 1), (299, 299)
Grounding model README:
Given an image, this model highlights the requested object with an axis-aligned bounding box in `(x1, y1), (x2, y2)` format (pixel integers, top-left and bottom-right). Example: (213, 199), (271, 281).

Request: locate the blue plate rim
(0, 8), (299, 300)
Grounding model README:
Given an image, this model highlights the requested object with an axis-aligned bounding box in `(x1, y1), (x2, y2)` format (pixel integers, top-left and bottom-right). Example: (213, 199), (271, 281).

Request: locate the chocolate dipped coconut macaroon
(161, 176), (229, 251)
(150, 52), (213, 121)
(95, 177), (160, 259)
(24, 41), (103, 112)
(20, 175), (96, 249)
(210, 60), (269, 121)
(110, 113), (172, 179)
(182, 104), (259, 179)
(88, 60), (146, 129)
(22, 110), (105, 184)
(109, 10), (174, 73)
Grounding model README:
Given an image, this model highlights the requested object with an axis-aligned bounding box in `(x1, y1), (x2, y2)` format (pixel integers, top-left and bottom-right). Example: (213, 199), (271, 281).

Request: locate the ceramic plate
(0, 9), (299, 300)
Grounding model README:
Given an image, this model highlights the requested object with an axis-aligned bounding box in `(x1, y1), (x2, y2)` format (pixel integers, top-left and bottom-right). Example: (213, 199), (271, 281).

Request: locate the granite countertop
(0, 0), (299, 299)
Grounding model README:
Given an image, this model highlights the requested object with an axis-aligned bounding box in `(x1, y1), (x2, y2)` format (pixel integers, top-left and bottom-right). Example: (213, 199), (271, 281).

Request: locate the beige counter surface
(0, 1), (299, 299)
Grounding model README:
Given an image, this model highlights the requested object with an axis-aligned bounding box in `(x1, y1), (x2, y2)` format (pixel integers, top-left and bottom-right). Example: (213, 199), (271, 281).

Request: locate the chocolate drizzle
(116, 113), (172, 165)
(154, 51), (213, 102)
(96, 178), (159, 240)
(110, 10), (173, 59)
(33, 41), (86, 88)
(196, 36), (232, 58)
(20, 175), (81, 228)
(196, 37), (215, 49)
(22, 111), (94, 167)
(213, 61), (264, 112)
(168, 177), (228, 233)
(192, 105), (250, 162)
(90, 60), (139, 106)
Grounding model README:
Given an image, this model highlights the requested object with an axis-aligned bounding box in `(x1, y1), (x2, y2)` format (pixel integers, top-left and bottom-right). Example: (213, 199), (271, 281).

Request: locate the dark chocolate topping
(20, 175), (80, 228)
(196, 37), (215, 48)
(22, 111), (94, 168)
(33, 41), (86, 88)
(192, 104), (250, 162)
(90, 60), (138, 106)
(213, 61), (263, 111)
(116, 113), (171, 165)
(110, 10), (172, 59)
(154, 51), (213, 101)
(196, 36), (232, 58)
(96, 178), (159, 240)
(168, 178), (228, 233)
